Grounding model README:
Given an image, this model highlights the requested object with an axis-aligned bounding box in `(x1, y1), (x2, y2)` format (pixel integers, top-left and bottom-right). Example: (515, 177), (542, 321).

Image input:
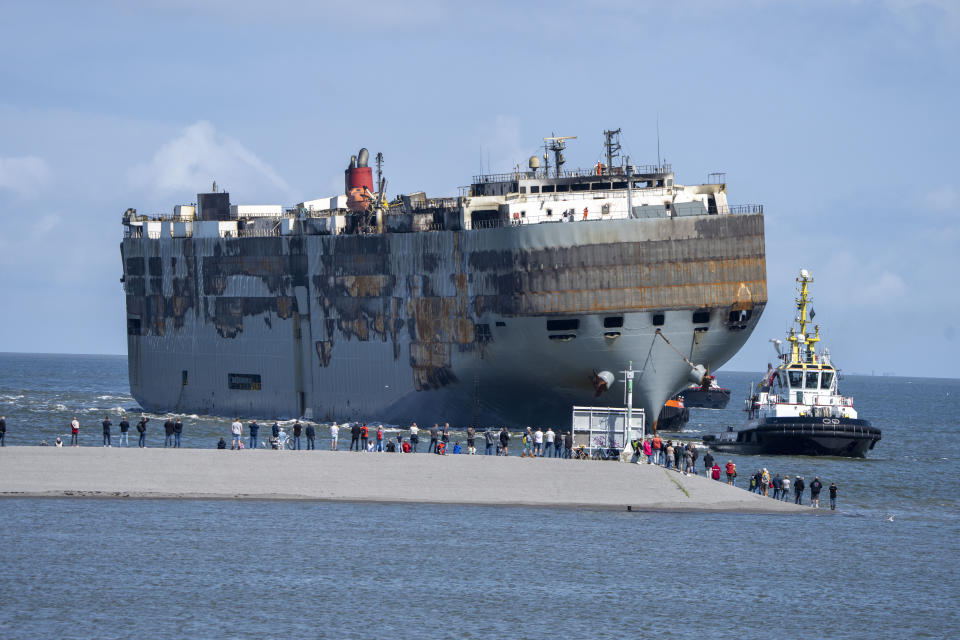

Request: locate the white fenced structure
(571, 406), (646, 453)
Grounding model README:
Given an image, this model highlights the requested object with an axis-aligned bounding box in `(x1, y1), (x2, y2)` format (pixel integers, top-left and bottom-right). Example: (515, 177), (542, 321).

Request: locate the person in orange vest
(652, 434), (663, 465)
(360, 423), (369, 451)
(725, 460), (737, 486)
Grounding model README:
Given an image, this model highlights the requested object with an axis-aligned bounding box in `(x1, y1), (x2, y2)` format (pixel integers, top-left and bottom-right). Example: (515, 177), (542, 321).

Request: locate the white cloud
(476, 115), (529, 175)
(128, 121), (292, 201)
(0, 156), (50, 197)
(820, 252), (908, 308)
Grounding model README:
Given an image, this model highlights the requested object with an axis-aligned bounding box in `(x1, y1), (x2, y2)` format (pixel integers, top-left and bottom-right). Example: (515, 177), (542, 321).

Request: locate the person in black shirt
(429, 424), (440, 453)
(136, 417), (148, 448)
(164, 418), (175, 447)
(293, 421), (303, 450)
(102, 415), (112, 447)
(249, 420), (260, 450)
(350, 422), (362, 451)
(829, 482), (838, 510)
(809, 476), (823, 509)
(173, 418), (183, 448)
(118, 415), (130, 447)
(0, 415), (6, 447)
(217, 437), (227, 449)
(794, 476), (805, 505)
(305, 423), (316, 450)
(498, 427), (510, 456)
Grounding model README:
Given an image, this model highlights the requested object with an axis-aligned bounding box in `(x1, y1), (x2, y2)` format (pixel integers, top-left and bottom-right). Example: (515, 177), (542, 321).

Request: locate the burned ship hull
(122, 213), (766, 427)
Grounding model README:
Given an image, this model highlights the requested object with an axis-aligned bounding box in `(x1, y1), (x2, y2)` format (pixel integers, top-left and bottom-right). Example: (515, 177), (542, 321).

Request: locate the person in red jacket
(711, 462), (722, 481)
(360, 423), (369, 451)
(725, 460), (737, 486)
(375, 425), (384, 452)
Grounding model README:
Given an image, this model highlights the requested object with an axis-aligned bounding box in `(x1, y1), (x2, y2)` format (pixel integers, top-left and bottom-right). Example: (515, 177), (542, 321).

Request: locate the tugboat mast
(788, 269), (820, 364)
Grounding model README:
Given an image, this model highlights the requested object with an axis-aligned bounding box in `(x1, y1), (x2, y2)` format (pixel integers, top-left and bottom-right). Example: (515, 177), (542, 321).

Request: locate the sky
(0, 0), (957, 378)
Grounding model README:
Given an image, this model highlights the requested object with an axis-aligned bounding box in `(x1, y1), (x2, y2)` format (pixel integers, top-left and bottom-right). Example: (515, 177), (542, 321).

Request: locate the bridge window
(542, 185), (555, 193)
(652, 313), (665, 326)
(821, 371), (834, 389)
(519, 187), (527, 194)
(556, 184), (569, 192)
(571, 183), (590, 191)
(475, 323), (492, 343)
(805, 371), (819, 389)
(788, 370), (803, 387)
(603, 316), (624, 328)
(530, 186), (540, 193)
(693, 310), (711, 324)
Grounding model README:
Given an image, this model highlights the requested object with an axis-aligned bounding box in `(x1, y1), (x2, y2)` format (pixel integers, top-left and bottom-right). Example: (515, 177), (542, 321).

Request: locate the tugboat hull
(674, 386), (731, 410)
(703, 417), (881, 458)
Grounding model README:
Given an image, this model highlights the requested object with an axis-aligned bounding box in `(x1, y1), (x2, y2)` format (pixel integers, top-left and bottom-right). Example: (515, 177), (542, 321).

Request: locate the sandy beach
(0, 447), (808, 513)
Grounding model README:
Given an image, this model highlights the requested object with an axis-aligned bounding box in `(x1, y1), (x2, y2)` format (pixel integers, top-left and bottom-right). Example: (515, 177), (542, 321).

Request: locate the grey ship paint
(120, 132), (766, 428)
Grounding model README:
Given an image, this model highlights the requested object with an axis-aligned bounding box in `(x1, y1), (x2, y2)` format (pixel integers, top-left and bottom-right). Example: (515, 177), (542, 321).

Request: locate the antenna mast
(543, 134), (576, 178)
(603, 128), (621, 175)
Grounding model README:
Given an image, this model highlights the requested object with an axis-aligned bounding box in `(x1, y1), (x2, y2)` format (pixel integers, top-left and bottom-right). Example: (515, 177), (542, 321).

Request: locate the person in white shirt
(534, 428), (544, 457)
(409, 423), (420, 453)
(330, 422), (339, 450)
(545, 428), (556, 457)
(230, 418), (243, 450)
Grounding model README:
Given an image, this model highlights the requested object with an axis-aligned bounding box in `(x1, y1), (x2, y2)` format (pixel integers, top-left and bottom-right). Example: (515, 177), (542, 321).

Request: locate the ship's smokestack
(345, 147), (375, 211)
(357, 148), (369, 168)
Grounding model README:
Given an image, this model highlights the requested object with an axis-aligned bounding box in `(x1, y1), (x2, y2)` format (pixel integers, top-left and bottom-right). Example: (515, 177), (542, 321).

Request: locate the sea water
(1, 353), (958, 639)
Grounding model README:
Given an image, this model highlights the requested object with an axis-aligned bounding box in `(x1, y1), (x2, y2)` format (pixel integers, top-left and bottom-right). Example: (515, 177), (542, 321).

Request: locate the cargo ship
(120, 129), (767, 429)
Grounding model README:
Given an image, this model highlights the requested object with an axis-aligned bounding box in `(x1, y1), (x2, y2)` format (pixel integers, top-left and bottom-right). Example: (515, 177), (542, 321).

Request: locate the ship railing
(719, 204), (763, 215)
(469, 218), (525, 230)
(472, 164), (671, 184)
(237, 227), (282, 238)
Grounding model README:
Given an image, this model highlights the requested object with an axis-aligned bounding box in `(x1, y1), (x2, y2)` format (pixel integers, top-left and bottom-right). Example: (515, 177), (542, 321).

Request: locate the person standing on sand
(711, 462), (722, 481)
(534, 427), (544, 457)
(643, 438), (652, 463)
(809, 476), (823, 509)
(499, 426), (511, 456)
(703, 451), (714, 476)
(136, 416), (148, 448)
(292, 421), (303, 450)
(0, 415), (6, 446)
(651, 434), (662, 465)
(428, 424), (439, 453)
(306, 422), (316, 450)
(466, 425), (476, 455)
(102, 415), (112, 447)
(230, 418), (242, 450)
(164, 418), (174, 448)
(829, 482), (838, 510)
(564, 431), (573, 459)
(665, 441), (675, 470)
(442, 423), (451, 449)
(772, 473), (782, 500)
(174, 417), (183, 448)
(375, 424), (384, 452)
(70, 417), (80, 446)
(350, 422), (362, 451)
(409, 423), (419, 452)
(794, 475), (805, 505)
(271, 421), (280, 441)
(360, 423), (369, 451)
(484, 427), (496, 455)
(781, 474), (791, 501)
(118, 415), (130, 447)
(330, 422), (339, 450)
(544, 427), (555, 457)
(725, 460), (736, 485)
(249, 420), (260, 449)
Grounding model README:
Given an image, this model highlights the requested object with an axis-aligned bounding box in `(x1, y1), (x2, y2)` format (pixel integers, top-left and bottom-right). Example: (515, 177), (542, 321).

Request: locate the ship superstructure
(120, 130), (767, 428)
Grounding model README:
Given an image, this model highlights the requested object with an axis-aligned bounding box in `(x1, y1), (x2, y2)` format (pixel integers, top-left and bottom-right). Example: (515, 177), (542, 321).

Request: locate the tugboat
(670, 375), (731, 410)
(656, 396), (690, 431)
(702, 269), (881, 457)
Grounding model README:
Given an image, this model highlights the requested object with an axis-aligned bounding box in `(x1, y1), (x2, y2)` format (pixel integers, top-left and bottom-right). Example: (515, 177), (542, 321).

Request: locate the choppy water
(1, 353), (959, 638)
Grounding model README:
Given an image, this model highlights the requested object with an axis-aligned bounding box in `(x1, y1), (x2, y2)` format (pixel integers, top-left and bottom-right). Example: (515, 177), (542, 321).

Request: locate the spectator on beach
(102, 415), (112, 447)
(522, 427), (533, 458)
(544, 427), (555, 457)
(703, 451), (714, 475)
(249, 420), (259, 449)
(651, 434), (662, 465)
(809, 476), (823, 509)
(277, 427), (289, 450)
(55, 436), (63, 447)
(452, 441), (462, 454)
(271, 421), (280, 440)
(386, 438), (396, 452)
(725, 460), (737, 485)
(829, 482), (838, 510)
(360, 423), (369, 451)
(164, 418), (175, 448)
(533, 427), (544, 457)
(564, 431), (573, 459)
(290, 421), (301, 450)
(711, 462), (722, 480)
(484, 427), (496, 455)
(306, 423), (316, 450)
(402, 439), (411, 453)
(499, 427), (511, 456)
(70, 417), (80, 446)
(665, 441), (675, 470)
(217, 437), (226, 449)
(366, 439), (375, 452)
(684, 446), (694, 474)
(466, 425), (476, 455)
(173, 417), (183, 448)
(136, 417), (148, 448)
(781, 474), (791, 501)
(442, 423), (451, 449)
(643, 438), (652, 463)
(428, 424), (440, 453)
(230, 418), (243, 450)
(409, 423), (419, 452)
(350, 422), (362, 451)
(375, 424), (384, 452)
(773, 473), (784, 499)
(794, 476), (805, 505)
(0, 415), (5, 447)
(330, 422), (339, 450)
(118, 415), (130, 447)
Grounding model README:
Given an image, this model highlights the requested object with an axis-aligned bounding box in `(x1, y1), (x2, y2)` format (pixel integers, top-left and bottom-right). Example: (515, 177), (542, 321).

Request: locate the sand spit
(0, 448), (807, 513)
